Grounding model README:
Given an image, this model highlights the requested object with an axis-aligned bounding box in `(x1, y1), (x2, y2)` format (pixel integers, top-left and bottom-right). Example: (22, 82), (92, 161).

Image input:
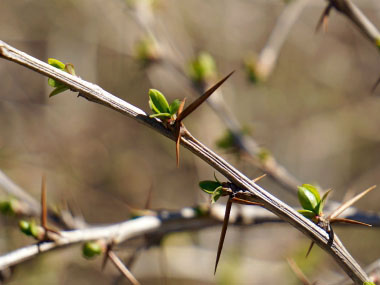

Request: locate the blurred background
(1, 0), (380, 284)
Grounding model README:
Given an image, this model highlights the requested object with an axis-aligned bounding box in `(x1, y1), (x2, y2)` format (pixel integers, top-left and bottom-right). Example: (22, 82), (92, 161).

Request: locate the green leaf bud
(297, 184), (321, 213)
(82, 241), (104, 259)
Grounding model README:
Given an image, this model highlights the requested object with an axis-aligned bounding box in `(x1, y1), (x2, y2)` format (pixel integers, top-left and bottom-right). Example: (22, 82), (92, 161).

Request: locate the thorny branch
(0, 188), (376, 274)
(327, 0), (380, 44)
(130, 0), (302, 194)
(0, 40), (372, 283)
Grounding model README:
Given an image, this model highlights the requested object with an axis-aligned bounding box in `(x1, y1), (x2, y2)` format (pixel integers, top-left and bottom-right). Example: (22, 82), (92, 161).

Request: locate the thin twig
(328, 0), (380, 44)
(108, 251), (141, 285)
(0, 170), (86, 229)
(0, 170), (40, 216)
(0, 197), (375, 275)
(0, 40), (370, 283)
(255, 0), (311, 80)
(129, 0), (302, 194)
(0, 216), (161, 270)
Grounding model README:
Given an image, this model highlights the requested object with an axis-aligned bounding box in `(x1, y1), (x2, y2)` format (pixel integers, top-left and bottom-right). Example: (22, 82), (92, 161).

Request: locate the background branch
(329, 0), (380, 43)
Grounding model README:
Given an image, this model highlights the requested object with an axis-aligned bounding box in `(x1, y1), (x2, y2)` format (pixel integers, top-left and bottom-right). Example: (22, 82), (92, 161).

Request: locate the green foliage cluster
(199, 175), (227, 203)
(297, 184), (330, 221)
(47, 58), (76, 97)
(19, 220), (43, 240)
(148, 89), (180, 122)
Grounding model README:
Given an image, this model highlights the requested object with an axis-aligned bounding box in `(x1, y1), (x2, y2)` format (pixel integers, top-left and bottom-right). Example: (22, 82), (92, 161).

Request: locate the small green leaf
(298, 184), (321, 212)
(199, 180), (222, 194)
(47, 58), (75, 97)
(169, 99), (181, 115)
(298, 209), (317, 220)
(149, 98), (161, 114)
(28, 220), (39, 238)
(49, 86), (69, 97)
(148, 89), (170, 114)
(48, 58), (65, 70)
(149, 112), (171, 119)
(19, 220), (31, 236)
(211, 186), (223, 203)
(303, 184), (321, 202)
(82, 241), (102, 259)
(364, 282), (375, 285)
(48, 77), (66, 88)
(316, 189), (332, 216)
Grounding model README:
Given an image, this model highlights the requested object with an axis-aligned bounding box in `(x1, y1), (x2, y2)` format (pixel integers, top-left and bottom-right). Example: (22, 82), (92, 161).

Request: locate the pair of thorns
(162, 71), (235, 167)
(212, 176), (376, 274)
(36, 176), (139, 284)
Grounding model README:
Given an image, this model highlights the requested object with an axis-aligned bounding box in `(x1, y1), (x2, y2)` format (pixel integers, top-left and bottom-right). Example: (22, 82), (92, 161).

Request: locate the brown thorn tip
(175, 98), (186, 168)
(305, 241), (315, 258)
(315, 4), (332, 34)
(287, 258), (312, 285)
(177, 71), (235, 122)
(214, 198), (233, 275)
(231, 197), (263, 206)
(102, 243), (112, 271)
(175, 128), (181, 168)
(252, 173), (267, 183)
(329, 185), (376, 220)
(41, 174), (47, 229)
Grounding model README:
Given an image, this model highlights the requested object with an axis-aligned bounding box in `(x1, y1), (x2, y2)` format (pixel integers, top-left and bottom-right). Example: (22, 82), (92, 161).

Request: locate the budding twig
(108, 250), (141, 285)
(0, 40), (371, 284)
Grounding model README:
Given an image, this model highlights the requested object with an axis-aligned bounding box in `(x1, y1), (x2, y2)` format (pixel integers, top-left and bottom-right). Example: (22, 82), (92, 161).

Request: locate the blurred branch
(0, 170), (86, 230)
(0, 170), (40, 216)
(0, 216), (161, 270)
(0, 40), (370, 283)
(254, 0), (311, 81)
(0, 200), (376, 272)
(328, 0), (380, 44)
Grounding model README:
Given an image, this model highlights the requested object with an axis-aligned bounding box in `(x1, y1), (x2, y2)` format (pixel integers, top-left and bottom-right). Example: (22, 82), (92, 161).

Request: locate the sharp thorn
(41, 174), (47, 230)
(108, 250), (141, 285)
(175, 126), (181, 168)
(175, 98), (186, 168)
(177, 71), (234, 122)
(329, 218), (372, 227)
(305, 241), (315, 258)
(328, 185), (376, 220)
(214, 197), (233, 275)
(252, 173), (267, 183)
(102, 243), (112, 271)
(231, 197), (263, 206)
(286, 258), (313, 285)
(315, 4), (332, 33)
